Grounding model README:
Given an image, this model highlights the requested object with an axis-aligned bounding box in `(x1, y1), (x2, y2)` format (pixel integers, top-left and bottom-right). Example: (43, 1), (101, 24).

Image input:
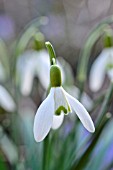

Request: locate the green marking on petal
(55, 104), (71, 115)
(55, 106), (67, 115)
(67, 104), (71, 113)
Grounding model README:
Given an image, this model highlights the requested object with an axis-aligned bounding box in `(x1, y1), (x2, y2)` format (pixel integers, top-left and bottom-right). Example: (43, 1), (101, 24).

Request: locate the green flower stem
(96, 82), (113, 127)
(45, 41), (56, 65)
(77, 15), (113, 99)
(0, 39), (9, 77)
(71, 112), (111, 170)
(42, 42), (57, 170)
(90, 91), (106, 114)
(42, 93), (51, 170)
(15, 16), (48, 56)
(42, 134), (51, 170)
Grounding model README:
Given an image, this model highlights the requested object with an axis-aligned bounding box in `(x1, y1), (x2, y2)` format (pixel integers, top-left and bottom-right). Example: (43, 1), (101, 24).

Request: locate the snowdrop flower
(17, 49), (65, 96)
(0, 85), (16, 112)
(33, 65), (95, 142)
(89, 48), (113, 92)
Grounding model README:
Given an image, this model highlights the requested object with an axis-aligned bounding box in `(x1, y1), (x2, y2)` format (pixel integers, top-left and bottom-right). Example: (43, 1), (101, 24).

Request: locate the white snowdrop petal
(65, 86), (79, 99)
(17, 50), (37, 95)
(21, 63), (35, 96)
(33, 89), (54, 142)
(36, 50), (50, 89)
(65, 86), (93, 111)
(52, 112), (64, 129)
(89, 50), (108, 92)
(63, 89), (95, 133)
(0, 85), (16, 112)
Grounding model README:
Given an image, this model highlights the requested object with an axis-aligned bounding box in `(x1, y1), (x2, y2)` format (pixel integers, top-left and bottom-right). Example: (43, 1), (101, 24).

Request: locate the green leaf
(15, 17), (48, 57)
(71, 113), (111, 170)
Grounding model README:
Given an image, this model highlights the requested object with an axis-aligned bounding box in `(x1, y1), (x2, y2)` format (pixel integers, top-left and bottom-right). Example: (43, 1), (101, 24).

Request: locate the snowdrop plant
(89, 47), (113, 92)
(33, 42), (95, 142)
(89, 31), (113, 92)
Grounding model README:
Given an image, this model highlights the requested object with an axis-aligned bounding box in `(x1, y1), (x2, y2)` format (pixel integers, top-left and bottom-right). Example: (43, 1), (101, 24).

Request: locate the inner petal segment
(53, 87), (71, 115)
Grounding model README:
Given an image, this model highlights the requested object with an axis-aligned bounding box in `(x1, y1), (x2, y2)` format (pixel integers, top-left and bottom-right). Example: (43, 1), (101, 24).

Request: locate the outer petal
(0, 85), (16, 112)
(52, 112), (64, 129)
(62, 89), (95, 133)
(89, 49), (108, 92)
(33, 89), (54, 142)
(65, 85), (93, 111)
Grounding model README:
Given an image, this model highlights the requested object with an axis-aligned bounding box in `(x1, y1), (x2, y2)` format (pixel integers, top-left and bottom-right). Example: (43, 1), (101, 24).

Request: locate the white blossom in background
(65, 86), (93, 111)
(89, 48), (113, 92)
(17, 50), (65, 96)
(34, 65), (95, 142)
(0, 85), (16, 112)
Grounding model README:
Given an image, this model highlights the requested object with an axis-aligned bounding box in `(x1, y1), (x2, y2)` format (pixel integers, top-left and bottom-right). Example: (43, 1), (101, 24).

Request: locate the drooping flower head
(33, 42), (95, 142)
(89, 29), (113, 92)
(89, 48), (113, 92)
